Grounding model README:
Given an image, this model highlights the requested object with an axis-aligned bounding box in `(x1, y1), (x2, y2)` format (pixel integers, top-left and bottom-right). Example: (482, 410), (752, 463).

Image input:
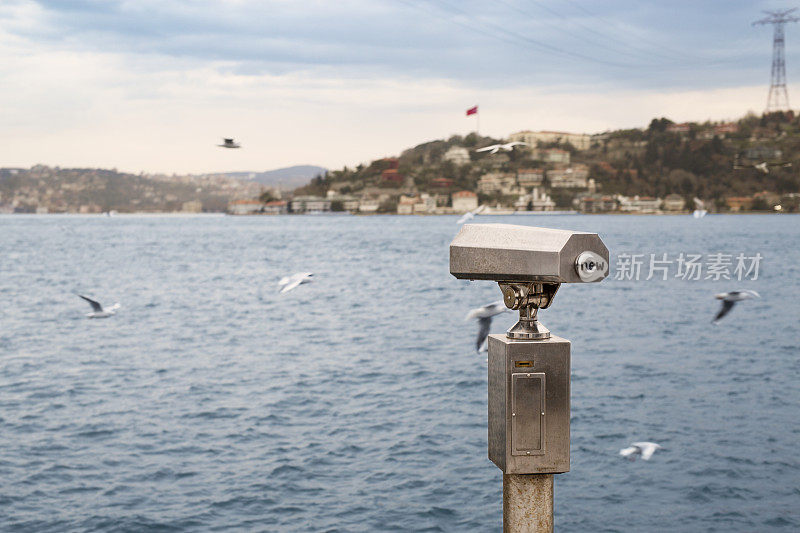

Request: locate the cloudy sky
(0, 0), (796, 173)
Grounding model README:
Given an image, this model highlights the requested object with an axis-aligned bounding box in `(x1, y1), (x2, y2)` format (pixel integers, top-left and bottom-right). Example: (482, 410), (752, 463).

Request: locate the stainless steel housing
(450, 224), (609, 283)
(488, 334), (570, 474)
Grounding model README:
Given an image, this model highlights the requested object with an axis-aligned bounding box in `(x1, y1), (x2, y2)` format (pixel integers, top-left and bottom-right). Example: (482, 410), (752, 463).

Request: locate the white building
(617, 195), (662, 214)
(478, 172), (517, 195)
(451, 190), (478, 212)
(397, 195), (417, 215)
(514, 187), (555, 211)
(228, 199), (263, 215)
(509, 130), (592, 151)
(413, 193), (437, 214)
(291, 196), (331, 213)
(548, 165), (589, 188)
(263, 200), (288, 214)
(443, 146), (471, 166)
(326, 191), (360, 211)
(397, 194), (436, 214)
(358, 201), (380, 213)
(541, 149), (571, 165)
(517, 168), (544, 187)
(342, 198), (360, 211)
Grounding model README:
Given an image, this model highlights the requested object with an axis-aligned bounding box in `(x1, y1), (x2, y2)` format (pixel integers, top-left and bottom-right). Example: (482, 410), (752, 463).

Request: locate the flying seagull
(692, 197), (707, 218)
(456, 205), (486, 225)
(713, 290), (760, 323)
(475, 142), (528, 155)
(733, 155), (790, 174)
(78, 295), (120, 318)
(279, 272), (314, 294)
(465, 300), (511, 352)
(218, 138), (241, 149)
(620, 442), (662, 461)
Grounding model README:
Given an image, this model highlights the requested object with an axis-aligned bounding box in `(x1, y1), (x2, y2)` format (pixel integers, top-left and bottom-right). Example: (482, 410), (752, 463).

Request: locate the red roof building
(432, 177), (454, 188)
(263, 200), (288, 214)
(714, 123), (739, 135)
(452, 190), (478, 212)
(452, 190), (477, 198)
(667, 123), (691, 134)
(381, 169), (404, 183)
(382, 157), (399, 170)
(598, 161), (615, 173)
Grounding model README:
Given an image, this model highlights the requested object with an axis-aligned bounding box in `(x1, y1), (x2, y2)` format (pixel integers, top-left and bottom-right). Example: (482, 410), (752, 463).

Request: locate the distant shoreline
(1, 211), (792, 217)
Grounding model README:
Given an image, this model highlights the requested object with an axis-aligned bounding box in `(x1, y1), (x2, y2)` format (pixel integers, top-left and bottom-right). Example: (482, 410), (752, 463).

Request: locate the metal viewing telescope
(450, 224), (609, 532)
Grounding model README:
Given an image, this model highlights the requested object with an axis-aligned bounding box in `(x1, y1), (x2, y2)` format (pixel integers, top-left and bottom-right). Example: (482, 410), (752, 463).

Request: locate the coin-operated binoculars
(450, 224), (609, 532)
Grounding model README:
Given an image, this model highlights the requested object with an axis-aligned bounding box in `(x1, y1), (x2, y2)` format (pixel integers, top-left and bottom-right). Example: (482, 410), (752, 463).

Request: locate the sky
(0, 0), (798, 174)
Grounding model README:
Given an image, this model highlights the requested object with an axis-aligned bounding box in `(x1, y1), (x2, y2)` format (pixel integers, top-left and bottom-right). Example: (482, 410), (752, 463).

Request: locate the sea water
(0, 214), (798, 531)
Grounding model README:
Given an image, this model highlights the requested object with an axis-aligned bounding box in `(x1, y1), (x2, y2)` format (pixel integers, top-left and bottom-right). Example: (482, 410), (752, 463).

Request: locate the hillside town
(228, 111), (800, 215)
(0, 166), (262, 214)
(3, 112), (800, 215)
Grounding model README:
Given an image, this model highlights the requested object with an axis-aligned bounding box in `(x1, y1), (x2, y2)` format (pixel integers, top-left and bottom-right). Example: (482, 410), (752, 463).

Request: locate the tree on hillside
(293, 173), (328, 196)
(648, 117), (674, 133)
(463, 132), (479, 147)
(259, 190), (277, 203)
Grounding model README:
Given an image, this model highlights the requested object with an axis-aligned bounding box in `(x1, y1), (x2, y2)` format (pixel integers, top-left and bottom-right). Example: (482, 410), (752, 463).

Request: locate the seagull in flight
(456, 205), (486, 225)
(279, 272), (314, 294)
(465, 300), (511, 352)
(733, 154), (790, 174)
(78, 295), (120, 318)
(475, 142), (528, 155)
(754, 162), (769, 174)
(713, 290), (760, 323)
(692, 197), (707, 218)
(218, 138), (241, 149)
(620, 442), (661, 461)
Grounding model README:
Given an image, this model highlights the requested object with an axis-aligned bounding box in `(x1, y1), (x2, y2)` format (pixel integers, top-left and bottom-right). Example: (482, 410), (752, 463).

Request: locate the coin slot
(514, 361), (534, 368)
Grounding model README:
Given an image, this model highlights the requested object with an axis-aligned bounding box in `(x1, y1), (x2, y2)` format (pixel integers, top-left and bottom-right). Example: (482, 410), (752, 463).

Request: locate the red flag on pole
(466, 105), (478, 116)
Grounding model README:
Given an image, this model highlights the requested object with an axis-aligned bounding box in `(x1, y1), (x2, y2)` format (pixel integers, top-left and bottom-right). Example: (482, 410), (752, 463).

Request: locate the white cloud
(0, 42), (768, 173)
(0, 1), (783, 174)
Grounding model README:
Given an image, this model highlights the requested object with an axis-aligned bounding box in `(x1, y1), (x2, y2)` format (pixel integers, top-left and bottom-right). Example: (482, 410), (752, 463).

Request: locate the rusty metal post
(503, 474), (553, 533)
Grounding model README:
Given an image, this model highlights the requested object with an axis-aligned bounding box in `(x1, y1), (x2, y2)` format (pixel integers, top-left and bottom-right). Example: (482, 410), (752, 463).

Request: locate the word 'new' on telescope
(450, 223), (609, 532)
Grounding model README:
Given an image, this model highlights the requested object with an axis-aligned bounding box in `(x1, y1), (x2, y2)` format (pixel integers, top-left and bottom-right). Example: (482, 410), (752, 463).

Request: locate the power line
(399, 0), (739, 74)
(561, 0), (711, 63)
(395, 0), (540, 53)
(494, 0), (689, 65)
(423, 0), (637, 69)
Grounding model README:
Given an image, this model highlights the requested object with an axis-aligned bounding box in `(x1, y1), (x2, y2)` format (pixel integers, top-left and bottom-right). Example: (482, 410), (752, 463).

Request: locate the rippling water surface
(1, 214), (798, 532)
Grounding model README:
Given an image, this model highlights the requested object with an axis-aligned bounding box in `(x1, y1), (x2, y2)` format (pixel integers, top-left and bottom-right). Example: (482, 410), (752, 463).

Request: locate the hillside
(294, 111), (800, 213)
(214, 165), (327, 190)
(0, 166), (262, 213)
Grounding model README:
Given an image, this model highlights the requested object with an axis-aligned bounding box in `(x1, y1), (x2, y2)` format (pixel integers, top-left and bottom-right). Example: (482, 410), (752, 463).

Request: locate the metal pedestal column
(503, 474), (553, 533)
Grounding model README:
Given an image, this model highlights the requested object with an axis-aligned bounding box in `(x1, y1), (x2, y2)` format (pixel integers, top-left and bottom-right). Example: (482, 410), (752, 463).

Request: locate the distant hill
(0, 165), (263, 213)
(217, 165), (327, 189)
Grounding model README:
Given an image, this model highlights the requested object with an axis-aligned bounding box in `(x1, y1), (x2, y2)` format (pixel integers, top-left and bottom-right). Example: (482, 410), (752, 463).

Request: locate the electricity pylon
(754, 9), (800, 112)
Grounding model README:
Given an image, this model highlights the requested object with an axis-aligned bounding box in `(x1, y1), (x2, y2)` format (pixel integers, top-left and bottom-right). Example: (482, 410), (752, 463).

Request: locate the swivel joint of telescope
(499, 281), (559, 340)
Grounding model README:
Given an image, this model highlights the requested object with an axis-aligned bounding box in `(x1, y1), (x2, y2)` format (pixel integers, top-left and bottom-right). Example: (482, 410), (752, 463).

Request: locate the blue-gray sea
(1, 214), (798, 532)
